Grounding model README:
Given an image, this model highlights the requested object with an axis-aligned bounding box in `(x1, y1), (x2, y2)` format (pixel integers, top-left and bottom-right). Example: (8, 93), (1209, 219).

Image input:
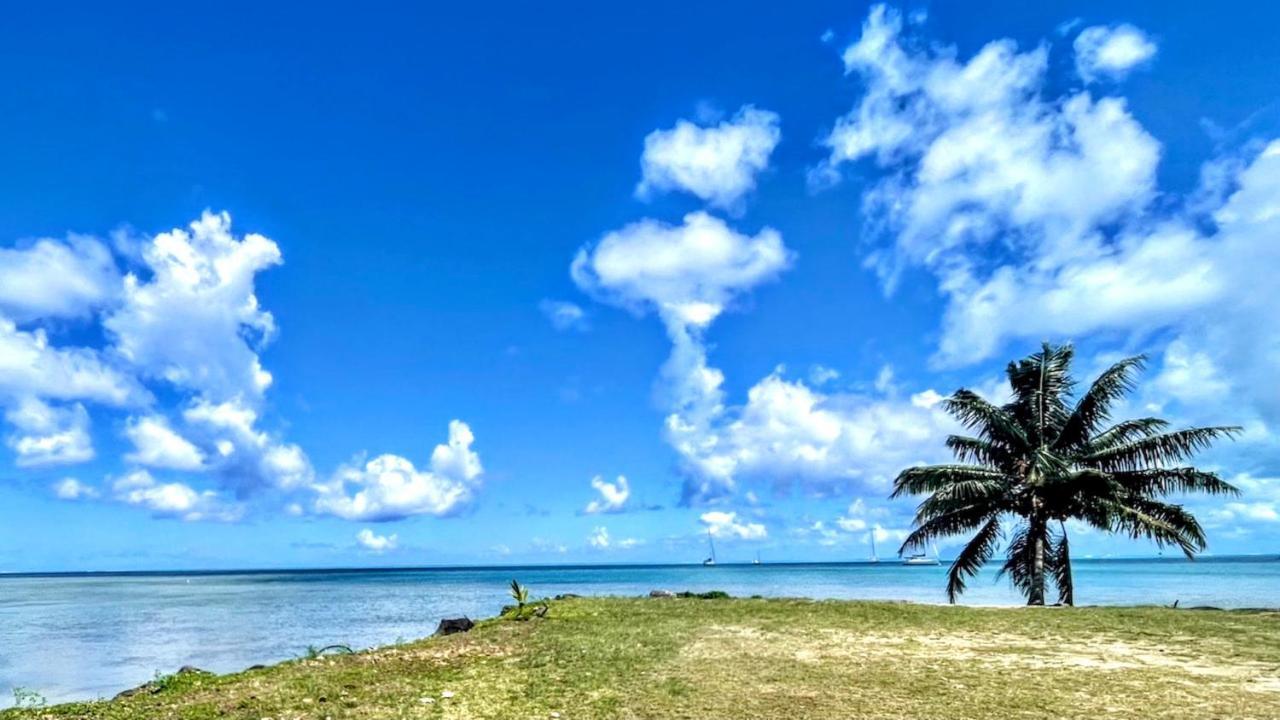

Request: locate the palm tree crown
(893, 343), (1240, 605)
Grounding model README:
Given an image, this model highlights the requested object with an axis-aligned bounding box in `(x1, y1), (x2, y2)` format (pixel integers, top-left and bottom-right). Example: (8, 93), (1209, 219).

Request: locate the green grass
(6, 597), (1280, 719)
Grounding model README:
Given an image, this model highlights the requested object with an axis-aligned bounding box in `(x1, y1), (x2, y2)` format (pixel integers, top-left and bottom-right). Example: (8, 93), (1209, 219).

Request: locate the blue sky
(1, 1), (1278, 571)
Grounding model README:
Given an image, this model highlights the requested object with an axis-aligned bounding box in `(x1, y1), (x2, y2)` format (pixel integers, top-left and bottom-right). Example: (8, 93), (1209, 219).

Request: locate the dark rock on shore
(434, 617), (475, 636)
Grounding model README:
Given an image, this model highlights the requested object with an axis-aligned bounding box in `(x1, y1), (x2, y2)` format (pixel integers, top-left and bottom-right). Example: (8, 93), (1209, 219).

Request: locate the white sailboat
(752, 551), (761, 565)
(902, 541), (940, 566)
(702, 530), (717, 566)
(869, 531), (879, 564)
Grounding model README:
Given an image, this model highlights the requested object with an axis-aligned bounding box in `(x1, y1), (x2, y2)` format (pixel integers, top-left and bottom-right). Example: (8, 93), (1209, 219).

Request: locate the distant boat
(703, 530), (717, 566)
(869, 532), (879, 564)
(753, 551), (761, 565)
(902, 541), (940, 566)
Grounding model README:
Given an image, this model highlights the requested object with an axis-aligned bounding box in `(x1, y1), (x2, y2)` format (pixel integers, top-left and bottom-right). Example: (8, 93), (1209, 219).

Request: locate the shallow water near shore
(2, 556), (1277, 706)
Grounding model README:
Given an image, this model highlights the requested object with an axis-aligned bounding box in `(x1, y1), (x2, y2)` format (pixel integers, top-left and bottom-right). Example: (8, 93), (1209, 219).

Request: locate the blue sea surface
(2, 556), (1277, 706)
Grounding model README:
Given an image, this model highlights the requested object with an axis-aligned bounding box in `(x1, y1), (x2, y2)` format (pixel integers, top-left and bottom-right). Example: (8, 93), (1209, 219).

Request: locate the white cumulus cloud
(111, 469), (242, 522)
(813, 3), (1280, 419)
(584, 474), (630, 514)
(52, 477), (99, 500)
(0, 320), (145, 407)
(1074, 24), (1157, 82)
(4, 398), (94, 467)
(356, 528), (399, 552)
(0, 236), (120, 322)
(105, 210), (281, 402)
(672, 369), (957, 503)
(539, 299), (588, 331)
(637, 106), (781, 210)
(572, 211), (790, 329)
(312, 421), (483, 521)
(700, 510), (767, 540)
(572, 211), (794, 504)
(820, 4), (1160, 304)
(0, 211), (317, 510)
(125, 415), (205, 470)
(182, 397), (313, 493)
(589, 526), (611, 549)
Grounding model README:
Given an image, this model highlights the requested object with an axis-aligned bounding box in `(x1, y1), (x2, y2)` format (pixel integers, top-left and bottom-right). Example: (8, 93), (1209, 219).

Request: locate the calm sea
(2, 556), (1278, 706)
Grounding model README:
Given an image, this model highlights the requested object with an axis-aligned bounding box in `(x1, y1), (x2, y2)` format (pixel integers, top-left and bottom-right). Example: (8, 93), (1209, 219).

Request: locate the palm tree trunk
(1028, 518), (1046, 606)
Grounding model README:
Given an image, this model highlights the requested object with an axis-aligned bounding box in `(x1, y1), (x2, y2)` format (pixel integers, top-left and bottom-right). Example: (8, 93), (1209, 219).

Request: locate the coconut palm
(892, 343), (1240, 605)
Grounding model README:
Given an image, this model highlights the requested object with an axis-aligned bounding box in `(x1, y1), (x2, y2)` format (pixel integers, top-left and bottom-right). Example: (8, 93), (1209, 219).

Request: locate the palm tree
(892, 343), (1240, 606)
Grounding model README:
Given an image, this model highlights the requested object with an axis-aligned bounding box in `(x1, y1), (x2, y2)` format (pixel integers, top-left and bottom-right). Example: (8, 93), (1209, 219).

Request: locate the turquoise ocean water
(2, 556), (1278, 706)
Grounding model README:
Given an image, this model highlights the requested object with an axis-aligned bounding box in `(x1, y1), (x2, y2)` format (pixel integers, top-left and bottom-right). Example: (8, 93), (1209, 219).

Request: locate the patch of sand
(684, 625), (1280, 692)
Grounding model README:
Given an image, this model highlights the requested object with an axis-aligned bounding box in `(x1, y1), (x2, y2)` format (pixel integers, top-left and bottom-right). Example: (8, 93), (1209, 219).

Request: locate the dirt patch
(684, 625), (1280, 692)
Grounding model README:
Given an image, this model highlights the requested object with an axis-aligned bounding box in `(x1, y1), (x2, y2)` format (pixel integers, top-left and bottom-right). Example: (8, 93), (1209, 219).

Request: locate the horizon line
(4, 553), (1278, 579)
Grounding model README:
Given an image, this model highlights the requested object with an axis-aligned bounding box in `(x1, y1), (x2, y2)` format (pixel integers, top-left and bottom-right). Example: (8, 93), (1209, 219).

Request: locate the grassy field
(6, 596), (1280, 719)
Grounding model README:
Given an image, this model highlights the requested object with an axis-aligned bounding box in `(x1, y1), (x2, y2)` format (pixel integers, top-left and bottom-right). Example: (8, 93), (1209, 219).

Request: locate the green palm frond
(945, 435), (1011, 469)
(1089, 417), (1170, 451)
(890, 465), (1006, 499)
(1084, 427), (1243, 472)
(1005, 343), (1074, 446)
(1105, 499), (1206, 556)
(996, 524), (1034, 596)
(1112, 468), (1240, 497)
(1049, 523), (1073, 606)
(899, 505), (993, 555)
(945, 515), (1002, 604)
(1055, 355), (1145, 451)
(942, 391), (1029, 451)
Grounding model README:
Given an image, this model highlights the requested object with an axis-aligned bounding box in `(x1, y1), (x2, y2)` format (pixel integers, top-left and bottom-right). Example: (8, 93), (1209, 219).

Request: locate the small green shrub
(676, 590), (731, 600)
(509, 579), (530, 619)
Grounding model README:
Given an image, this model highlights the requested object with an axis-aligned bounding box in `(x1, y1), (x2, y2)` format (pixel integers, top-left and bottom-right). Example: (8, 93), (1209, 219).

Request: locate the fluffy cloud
(356, 528), (399, 552)
(588, 526), (611, 549)
(52, 477), (99, 500)
(111, 469), (242, 522)
(573, 211), (795, 503)
(0, 212), (320, 515)
(579, 104), (959, 505)
(673, 369), (957, 503)
(572, 211), (790, 329)
(636, 106), (780, 210)
(0, 236), (120, 322)
(700, 510), (767, 540)
(105, 211), (281, 402)
(124, 415), (205, 471)
(0, 212), (498, 526)
(1200, 475), (1280, 535)
(539, 299), (588, 331)
(182, 397), (313, 493)
(808, 365), (840, 386)
(4, 398), (94, 467)
(0, 320), (144, 407)
(584, 474), (630, 514)
(818, 5), (1280, 436)
(588, 526), (641, 550)
(930, 139), (1280, 428)
(312, 421), (483, 521)
(834, 498), (910, 545)
(106, 214), (314, 496)
(820, 5), (1160, 298)
(1074, 24), (1157, 82)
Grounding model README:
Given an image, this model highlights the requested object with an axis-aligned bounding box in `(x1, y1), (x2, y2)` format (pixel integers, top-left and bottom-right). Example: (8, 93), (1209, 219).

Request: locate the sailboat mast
(870, 531), (877, 561)
(707, 529), (717, 563)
